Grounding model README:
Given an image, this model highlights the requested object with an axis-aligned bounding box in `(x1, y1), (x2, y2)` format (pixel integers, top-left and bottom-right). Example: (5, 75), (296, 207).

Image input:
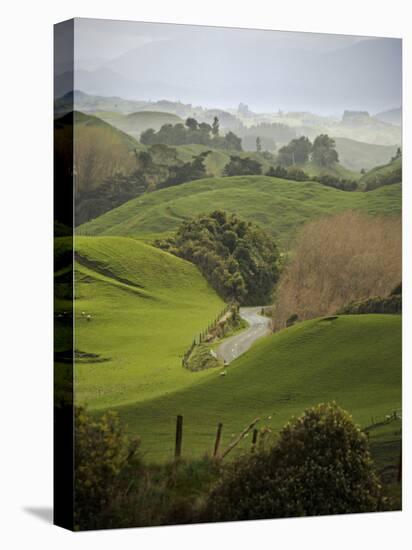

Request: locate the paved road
(216, 307), (271, 364)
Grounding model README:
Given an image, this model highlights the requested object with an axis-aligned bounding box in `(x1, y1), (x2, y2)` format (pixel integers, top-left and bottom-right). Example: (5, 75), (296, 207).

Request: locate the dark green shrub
(74, 407), (142, 530)
(156, 210), (279, 305)
(204, 403), (385, 521)
(339, 294), (402, 314)
(286, 313), (299, 327)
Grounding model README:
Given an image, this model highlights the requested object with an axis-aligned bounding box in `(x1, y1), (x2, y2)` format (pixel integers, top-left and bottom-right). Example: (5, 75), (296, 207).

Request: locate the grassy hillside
(297, 160), (360, 180)
(175, 144), (277, 176)
(94, 110), (183, 139)
(334, 137), (398, 172)
(112, 314), (401, 462)
(72, 236), (224, 409)
(77, 176), (401, 249)
(359, 156), (402, 191)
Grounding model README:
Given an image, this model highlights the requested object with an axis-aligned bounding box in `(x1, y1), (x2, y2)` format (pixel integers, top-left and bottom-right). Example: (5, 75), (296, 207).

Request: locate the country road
(216, 307), (271, 364)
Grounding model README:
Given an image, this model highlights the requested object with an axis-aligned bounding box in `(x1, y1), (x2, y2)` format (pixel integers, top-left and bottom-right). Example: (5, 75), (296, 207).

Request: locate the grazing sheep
(219, 370), (227, 377)
(86, 314), (92, 322)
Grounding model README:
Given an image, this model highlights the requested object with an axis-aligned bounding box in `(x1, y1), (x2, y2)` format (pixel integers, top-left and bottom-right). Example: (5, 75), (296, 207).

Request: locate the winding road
(216, 307), (271, 364)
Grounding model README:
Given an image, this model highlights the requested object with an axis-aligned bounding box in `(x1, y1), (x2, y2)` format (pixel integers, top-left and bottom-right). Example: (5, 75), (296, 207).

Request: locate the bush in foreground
(204, 403), (386, 521)
(74, 407), (142, 530)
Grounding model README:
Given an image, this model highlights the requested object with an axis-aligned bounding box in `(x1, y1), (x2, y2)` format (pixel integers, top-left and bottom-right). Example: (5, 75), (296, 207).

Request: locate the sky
(56, 18), (402, 115)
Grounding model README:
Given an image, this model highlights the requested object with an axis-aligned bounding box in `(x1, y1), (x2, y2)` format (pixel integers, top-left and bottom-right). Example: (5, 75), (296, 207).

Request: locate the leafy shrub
(204, 403), (385, 521)
(311, 174), (358, 191)
(74, 407), (142, 530)
(185, 344), (223, 372)
(339, 294), (402, 314)
(286, 313), (299, 327)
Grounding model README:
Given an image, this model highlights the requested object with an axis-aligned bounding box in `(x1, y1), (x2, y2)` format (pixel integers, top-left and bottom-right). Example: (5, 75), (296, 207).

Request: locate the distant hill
(54, 90), (151, 115)
(359, 156), (402, 191)
(334, 137), (398, 172)
(297, 160), (360, 180)
(94, 110), (183, 139)
(77, 176), (401, 249)
(375, 107), (402, 126)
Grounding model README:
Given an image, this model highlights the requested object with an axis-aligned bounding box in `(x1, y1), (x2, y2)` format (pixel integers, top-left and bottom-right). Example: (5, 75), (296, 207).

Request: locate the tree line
(141, 116), (242, 151)
(76, 144), (210, 225)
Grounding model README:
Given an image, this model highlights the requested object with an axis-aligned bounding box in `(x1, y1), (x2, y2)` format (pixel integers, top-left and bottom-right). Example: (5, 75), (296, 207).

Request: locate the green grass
(72, 236), (225, 409)
(94, 110), (183, 139)
(77, 176), (401, 249)
(334, 137), (397, 172)
(297, 160), (360, 180)
(359, 156), (402, 191)
(175, 145), (278, 177)
(113, 314), (401, 463)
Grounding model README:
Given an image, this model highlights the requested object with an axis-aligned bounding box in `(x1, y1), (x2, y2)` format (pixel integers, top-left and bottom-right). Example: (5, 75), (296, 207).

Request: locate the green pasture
(72, 236), (224, 409)
(78, 176), (401, 249)
(112, 314), (401, 463)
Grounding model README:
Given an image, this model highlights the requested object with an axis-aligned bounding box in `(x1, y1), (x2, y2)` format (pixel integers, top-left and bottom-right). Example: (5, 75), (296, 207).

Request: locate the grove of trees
(223, 155), (263, 176)
(277, 134), (339, 168)
(273, 211), (402, 329)
(141, 116), (242, 151)
(76, 144), (210, 225)
(156, 210), (280, 305)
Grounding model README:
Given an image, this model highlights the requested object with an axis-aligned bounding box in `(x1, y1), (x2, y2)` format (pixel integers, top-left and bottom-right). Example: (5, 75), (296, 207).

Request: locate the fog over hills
(55, 18), (402, 115)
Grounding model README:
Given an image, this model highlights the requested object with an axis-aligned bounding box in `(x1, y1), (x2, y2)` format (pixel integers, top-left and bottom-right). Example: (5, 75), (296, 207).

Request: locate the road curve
(216, 307), (271, 364)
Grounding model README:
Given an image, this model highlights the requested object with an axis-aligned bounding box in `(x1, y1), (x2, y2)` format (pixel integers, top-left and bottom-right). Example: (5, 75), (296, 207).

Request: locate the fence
(182, 301), (238, 368)
(173, 414), (260, 461)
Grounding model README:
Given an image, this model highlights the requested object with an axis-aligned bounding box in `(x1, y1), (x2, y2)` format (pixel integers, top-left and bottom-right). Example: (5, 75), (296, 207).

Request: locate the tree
(391, 147), (402, 162)
(185, 117), (198, 131)
(204, 403), (385, 522)
(222, 131), (242, 151)
(212, 116), (220, 137)
(277, 136), (312, 166)
(256, 136), (262, 153)
(312, 134), (339, 167)
(223, 155), (262, 176)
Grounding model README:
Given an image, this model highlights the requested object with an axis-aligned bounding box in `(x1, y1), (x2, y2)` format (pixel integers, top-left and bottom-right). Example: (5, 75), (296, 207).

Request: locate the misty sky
(58, 18), (402, 115)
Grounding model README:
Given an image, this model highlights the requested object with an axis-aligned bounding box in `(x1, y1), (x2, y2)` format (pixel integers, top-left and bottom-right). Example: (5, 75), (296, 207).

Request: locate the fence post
(175, 415), (183, 460)
(251, 429), (258, 453)
(213, 422), (223, 458)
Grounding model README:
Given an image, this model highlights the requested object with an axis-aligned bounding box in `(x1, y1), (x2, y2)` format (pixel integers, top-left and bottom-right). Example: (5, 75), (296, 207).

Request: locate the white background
(0, 0), (410, 548)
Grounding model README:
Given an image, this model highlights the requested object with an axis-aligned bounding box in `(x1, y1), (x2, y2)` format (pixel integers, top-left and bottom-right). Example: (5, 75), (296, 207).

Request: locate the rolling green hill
(334, 137), (398, 172)
(175, 144), (278, 176)
(77, 176), (401, 249)
(359, 156), (402, 191)
(72, 236), (224, 409)
(94, 110), (183, 139)
(296, 160), (360, 180)
(113, 314), (401, 462)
